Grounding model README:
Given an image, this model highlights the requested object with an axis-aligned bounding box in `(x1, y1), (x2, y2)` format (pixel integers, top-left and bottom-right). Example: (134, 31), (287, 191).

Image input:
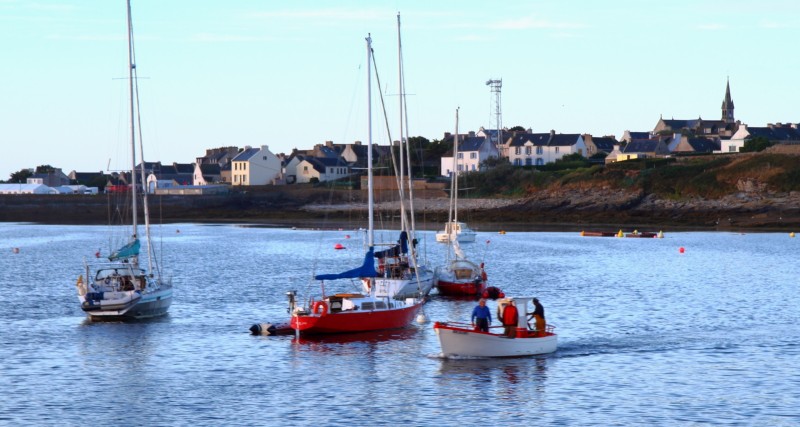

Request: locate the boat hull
(435, 278), (486, 297)
(291, 301), (422, 334)
(435, 222), (477, 243)
(82, 287), (172, 320)
(434, 323), (557, 357)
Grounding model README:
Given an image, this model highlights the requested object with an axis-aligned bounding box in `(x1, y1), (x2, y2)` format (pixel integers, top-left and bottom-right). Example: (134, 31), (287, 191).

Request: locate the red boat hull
(435, 279), (486, 297)
(290, 302), (423, 334)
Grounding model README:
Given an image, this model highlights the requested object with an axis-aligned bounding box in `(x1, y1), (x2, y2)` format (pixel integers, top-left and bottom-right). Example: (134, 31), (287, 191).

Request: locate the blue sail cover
(314, 247), (378, 280)
(108, 238), (140, 261)
(374, 231), (408, 259)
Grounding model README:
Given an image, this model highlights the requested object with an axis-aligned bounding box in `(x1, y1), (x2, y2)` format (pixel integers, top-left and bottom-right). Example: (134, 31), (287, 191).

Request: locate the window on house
(457, 153), (463, 159)
(457, 164), (463, 171)
(536, 158), (544, 166)
(729, 146), (737, 152)
(525, 158), (532, 166)
(525, 147), (531, 155)
(515, 147), (521, 155)
(555, 147), (560, 153)
(471, 164), (476, 171)
(514, 159), (521, 166)
(470, 152), (477, 159)
(536, 147), (543, 155)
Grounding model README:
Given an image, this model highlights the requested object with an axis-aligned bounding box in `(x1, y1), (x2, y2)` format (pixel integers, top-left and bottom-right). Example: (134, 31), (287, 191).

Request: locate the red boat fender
(312, 301), (328, 316)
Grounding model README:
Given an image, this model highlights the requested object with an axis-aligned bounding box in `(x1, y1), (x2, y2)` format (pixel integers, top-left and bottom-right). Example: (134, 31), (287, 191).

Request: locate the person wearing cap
(471, 299), (492, 332)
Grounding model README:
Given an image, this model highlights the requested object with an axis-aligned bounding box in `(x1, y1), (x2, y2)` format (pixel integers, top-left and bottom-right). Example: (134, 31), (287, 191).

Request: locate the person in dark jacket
(471, 299), (491, 332)
(529, 298), (546, 336)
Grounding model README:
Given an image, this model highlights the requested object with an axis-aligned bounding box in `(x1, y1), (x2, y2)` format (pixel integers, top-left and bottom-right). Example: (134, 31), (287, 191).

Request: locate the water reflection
(436, 356), (551, 402)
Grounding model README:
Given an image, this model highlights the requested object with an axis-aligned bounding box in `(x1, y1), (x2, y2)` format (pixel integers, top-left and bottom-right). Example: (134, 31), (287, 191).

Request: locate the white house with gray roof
(231, 145), (282, 186)
(440, 133), (499, 177)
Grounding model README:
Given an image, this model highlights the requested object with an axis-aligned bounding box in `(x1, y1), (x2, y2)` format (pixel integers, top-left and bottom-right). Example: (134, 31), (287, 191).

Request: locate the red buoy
(334, 243), (345, 250)
(679, 247), (685, 254)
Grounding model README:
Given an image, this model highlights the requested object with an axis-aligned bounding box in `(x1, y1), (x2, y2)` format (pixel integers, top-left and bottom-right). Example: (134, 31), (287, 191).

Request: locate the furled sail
(374, 231), (409, 259)
(108, 238), (140, 261)
(314, 247), (378, 280)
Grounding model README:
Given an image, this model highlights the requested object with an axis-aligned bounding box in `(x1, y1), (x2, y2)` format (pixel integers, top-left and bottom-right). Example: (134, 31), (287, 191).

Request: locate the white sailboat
(367, 12), (433, 300)
(436, 125), (477, 244)
(75, 0), (172, 320)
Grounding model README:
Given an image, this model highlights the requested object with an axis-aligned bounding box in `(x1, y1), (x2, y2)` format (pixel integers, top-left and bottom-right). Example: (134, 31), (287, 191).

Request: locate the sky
(1, 0), (799, 180)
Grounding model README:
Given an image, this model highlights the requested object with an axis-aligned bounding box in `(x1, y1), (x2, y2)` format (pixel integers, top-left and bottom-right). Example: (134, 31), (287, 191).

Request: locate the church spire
(721, 77), (734, 123)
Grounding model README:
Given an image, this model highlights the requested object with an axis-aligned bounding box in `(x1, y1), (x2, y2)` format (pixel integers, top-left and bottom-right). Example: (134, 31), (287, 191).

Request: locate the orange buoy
(679, 247), (685, 254)
(334, 243), (345, 250)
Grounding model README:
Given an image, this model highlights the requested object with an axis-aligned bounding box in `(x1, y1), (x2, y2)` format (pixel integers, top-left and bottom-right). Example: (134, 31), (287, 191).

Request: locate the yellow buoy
(790, 232), (795, 238)
(616, 230), (624, 238)
(580, 231), (585, 236)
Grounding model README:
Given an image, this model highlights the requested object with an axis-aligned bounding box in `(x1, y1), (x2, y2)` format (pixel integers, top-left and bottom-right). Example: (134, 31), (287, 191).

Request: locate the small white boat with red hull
(434, 296), (556, 357)
(434, 258), (486, 297)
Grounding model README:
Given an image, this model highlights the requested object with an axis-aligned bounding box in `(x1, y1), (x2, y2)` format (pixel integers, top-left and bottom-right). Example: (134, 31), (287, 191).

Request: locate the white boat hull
(436, 221), (476, 243)
(434, 324), (557, 357)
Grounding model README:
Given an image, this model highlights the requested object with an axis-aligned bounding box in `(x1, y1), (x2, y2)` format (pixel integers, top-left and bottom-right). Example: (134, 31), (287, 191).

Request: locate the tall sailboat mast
(126, 0), (138, 245)
(366, 34), (374, 248)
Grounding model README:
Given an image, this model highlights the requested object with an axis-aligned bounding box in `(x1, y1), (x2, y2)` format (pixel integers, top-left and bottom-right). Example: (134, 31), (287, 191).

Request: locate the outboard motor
(286, 290), (297, 314)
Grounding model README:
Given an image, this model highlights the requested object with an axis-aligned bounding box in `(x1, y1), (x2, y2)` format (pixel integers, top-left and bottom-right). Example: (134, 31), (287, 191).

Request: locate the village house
(505, 132), (551, 167)
(194, 146), (239, 185)
(721, 123), (800, 153)
(582, 134), (619, 158)
(440, 132), (500, 176)
(230, 145), (282, 186)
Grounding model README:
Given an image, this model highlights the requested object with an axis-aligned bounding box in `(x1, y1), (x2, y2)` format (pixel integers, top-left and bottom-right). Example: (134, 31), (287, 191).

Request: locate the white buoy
(416, 313), (427, 324)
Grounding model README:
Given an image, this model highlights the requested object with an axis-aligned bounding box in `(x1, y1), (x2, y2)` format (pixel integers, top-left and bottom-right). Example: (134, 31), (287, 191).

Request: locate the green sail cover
(108, 238), (140, 261)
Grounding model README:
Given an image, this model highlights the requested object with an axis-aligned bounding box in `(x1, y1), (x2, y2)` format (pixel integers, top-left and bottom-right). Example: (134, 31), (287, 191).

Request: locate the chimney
(444, 132), (451, 139)
(354, 140), (362, 145)
(326, 140), (334, 148)
(468, 131), (475, 137)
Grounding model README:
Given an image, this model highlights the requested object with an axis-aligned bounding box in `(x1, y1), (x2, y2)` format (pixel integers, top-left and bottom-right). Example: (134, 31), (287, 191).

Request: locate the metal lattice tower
(486, 78), (502, 144)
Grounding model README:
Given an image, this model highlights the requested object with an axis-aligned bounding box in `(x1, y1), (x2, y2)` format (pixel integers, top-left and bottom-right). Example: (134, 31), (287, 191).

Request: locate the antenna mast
(486, 78), (502, 144)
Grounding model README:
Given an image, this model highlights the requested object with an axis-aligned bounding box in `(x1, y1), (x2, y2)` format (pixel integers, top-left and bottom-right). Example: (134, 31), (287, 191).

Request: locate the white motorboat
(434, 297), (556, 357)
(436, 221), (477, 243)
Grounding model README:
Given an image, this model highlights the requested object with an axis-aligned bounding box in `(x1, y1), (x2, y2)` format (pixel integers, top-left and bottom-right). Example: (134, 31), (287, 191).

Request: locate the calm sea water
(1, 223), (798, 426)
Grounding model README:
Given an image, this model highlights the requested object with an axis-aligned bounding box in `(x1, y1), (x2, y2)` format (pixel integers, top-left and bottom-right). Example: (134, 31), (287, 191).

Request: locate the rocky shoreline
(2, 185), (800, 231)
